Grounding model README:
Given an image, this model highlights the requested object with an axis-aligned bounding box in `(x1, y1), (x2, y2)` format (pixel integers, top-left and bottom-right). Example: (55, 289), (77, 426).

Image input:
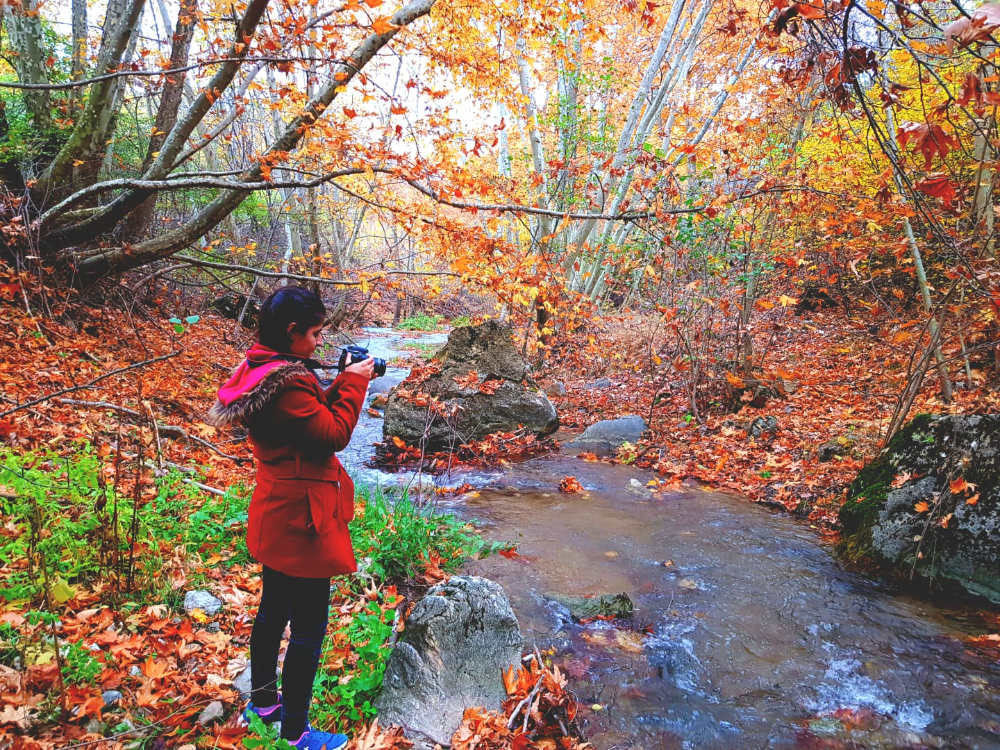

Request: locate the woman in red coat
(208, 286), (374, 750)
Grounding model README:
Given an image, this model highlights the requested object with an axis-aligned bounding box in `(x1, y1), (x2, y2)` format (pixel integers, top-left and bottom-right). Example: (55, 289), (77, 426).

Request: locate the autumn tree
(0, 0), (435, 281)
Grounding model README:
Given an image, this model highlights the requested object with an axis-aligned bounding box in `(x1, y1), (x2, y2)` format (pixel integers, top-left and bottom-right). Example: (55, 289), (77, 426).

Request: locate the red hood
(218, 344), (307, 406)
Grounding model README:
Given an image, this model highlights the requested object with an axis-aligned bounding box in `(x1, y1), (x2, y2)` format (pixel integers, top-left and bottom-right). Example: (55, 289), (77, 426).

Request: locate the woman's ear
(287, 322), (298, 338)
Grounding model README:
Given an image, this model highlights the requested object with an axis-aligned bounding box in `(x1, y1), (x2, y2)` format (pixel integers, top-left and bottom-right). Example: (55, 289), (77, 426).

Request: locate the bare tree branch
(0, 352), (180, 418)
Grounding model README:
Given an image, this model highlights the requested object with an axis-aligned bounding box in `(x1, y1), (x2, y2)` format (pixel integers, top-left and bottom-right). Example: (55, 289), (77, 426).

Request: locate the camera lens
(373, 357), (386, 378)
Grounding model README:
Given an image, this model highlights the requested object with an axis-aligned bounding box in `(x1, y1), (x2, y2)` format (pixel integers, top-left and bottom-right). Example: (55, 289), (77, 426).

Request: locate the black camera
(337, 345), (386, 378)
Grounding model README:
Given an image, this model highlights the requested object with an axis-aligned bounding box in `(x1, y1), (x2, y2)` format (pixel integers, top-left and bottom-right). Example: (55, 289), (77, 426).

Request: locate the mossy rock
(383, 321), (559, 450)
(839, 414), (1000, 603)
(546, 592), (635, 620)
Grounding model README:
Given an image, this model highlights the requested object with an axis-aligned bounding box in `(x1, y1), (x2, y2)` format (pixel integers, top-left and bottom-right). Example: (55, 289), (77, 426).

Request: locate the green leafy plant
(168, 315), (201, 334)
(242, 711), (293, 749)
(0, 447), (250, 604)
(397, 313), (444, 331)
(313, 595), (394, 726)
(60, 639), (102, 686)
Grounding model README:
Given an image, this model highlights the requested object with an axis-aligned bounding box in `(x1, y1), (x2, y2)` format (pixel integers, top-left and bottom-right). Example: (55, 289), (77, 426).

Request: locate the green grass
(350, 483), (500, 582)
(396, 313), (444, 331)
(0, 445), (250, 605)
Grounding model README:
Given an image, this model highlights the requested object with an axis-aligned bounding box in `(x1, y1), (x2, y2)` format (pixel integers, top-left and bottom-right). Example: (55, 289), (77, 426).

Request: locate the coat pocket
(306, 482), (339, 534)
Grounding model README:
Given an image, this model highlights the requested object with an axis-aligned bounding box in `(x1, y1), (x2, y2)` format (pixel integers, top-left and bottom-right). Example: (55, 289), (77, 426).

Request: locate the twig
(145, 460), (226, 496)
(0, 352), (180, 418)
(507, 674), (545, 730)
(59, 697), (221, 749)
(523, 671), (547, 734)
(145, 402), (164, 470)
(56, 399), (245, 463)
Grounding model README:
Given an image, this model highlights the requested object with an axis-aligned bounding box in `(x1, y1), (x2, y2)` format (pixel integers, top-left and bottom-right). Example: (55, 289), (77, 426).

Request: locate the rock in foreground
(383, 321), (558, 450)
(840, 413), (1000, 603)
(375, 576), (523, 747)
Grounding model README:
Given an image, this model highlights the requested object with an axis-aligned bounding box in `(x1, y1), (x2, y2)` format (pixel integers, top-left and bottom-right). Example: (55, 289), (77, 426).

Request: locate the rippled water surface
(340, 330), (1000, 750)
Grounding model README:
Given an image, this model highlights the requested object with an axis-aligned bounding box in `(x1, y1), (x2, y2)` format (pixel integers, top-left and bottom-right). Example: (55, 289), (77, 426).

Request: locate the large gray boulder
(568, 415), (646, 450)
(383, 321), (558, 450)
(840, 414), (1000, 603)
(375, 576), (523, 747)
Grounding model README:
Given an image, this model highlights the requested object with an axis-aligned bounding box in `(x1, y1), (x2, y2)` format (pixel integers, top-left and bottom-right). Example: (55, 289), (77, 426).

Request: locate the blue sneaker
(242, 694), (282, 725)
(287, 725), (349, 750)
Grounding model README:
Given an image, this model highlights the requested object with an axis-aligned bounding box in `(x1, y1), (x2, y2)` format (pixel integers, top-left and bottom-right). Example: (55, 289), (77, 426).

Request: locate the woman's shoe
(287, 725), (349, 750)
(242, 694), (282, 725)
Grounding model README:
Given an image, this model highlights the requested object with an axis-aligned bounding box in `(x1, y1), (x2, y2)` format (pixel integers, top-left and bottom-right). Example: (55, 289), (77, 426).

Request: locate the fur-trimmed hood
(207, 349), (314, 427)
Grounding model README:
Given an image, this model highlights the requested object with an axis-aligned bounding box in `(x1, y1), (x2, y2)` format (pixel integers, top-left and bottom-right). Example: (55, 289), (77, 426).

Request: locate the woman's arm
(272, 371), (369, 452)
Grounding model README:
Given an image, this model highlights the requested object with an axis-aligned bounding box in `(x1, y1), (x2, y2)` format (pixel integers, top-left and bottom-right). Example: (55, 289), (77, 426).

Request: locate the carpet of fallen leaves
(0, 299), (591, 750)
(535, 306), (1000, 531)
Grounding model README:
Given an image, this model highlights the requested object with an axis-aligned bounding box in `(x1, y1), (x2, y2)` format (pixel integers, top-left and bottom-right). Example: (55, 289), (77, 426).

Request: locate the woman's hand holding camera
(344, 356), (376, 380)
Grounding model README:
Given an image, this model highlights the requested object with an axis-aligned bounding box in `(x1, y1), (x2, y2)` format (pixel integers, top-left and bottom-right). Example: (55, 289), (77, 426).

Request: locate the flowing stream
(335, 330), (1000, 750)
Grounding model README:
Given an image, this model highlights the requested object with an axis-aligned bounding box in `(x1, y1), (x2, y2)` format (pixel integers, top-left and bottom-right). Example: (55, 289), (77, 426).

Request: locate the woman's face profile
(288, 323), (324, 358)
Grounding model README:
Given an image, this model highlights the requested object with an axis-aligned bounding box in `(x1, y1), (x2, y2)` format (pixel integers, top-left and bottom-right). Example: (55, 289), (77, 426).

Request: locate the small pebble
(184, 590), (222, 616)
(197, 700), (226, 725)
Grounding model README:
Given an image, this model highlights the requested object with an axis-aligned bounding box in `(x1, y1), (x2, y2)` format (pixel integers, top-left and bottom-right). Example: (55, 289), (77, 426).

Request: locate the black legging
(250, 565), (331, 740)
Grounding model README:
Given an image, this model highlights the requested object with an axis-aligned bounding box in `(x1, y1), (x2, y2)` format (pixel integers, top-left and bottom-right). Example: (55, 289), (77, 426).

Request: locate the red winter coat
(208, 345), (368, 578)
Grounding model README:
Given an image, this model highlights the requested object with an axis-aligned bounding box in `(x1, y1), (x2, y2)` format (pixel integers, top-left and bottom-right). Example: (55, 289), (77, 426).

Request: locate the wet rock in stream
(567, 415), (646, 451)
(382, 321), (559, 450)
(545, 592), (635, 621)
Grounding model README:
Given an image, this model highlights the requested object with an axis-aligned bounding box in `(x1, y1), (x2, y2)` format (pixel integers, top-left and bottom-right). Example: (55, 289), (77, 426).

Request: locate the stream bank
(342, 329), (1000, 750)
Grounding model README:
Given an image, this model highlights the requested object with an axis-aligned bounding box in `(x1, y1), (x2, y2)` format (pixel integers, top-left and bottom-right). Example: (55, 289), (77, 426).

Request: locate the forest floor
(535, 305), (999, 530)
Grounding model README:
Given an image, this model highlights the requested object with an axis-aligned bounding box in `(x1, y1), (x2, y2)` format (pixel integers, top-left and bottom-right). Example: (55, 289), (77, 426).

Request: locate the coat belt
(257, 456), (340, 483)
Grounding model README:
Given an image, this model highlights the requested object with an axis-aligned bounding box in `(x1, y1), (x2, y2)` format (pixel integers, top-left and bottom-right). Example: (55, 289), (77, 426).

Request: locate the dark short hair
(256, 286), (326, 352)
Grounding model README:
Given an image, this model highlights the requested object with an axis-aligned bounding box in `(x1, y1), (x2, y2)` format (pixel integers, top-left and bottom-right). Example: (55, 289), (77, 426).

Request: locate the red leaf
(915, 174), (957, 209)
(898, 122), (957, 169)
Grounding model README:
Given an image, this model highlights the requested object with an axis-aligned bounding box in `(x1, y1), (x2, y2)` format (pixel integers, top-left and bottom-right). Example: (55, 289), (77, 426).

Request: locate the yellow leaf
(51, 577), (75, 603)
(725, 371), (745, 388)
(778, 295), (799, 307)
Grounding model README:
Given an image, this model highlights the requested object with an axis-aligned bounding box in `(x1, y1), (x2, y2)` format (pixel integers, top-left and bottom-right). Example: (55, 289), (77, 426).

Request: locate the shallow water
(340, 330), (1000, 750)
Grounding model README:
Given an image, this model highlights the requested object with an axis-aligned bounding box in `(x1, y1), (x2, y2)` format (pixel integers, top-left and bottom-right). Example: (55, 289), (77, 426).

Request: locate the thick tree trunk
(5, 0), (53, 132)
(39, 0), (147, 193)
(65, 0), (436, 277)
(40, 0), (272, 250)
(127, 0), (199, 241)
(69, 0), (88, 112)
